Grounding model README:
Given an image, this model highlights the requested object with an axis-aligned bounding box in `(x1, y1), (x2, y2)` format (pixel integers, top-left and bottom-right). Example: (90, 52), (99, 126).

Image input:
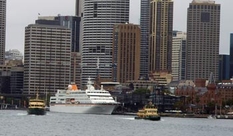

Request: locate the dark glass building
(230, 33), (233, 78)
(219, 55), (230, 81)
(140, 0), (150, 77)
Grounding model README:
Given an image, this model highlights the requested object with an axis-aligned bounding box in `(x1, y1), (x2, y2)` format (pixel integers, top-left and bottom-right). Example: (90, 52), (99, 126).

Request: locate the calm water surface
(1, 110), (233, 136)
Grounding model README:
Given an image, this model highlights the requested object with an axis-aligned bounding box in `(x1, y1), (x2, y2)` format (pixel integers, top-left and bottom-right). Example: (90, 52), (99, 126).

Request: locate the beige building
(149, 71), (172, 86)
(23, 24), (71, 94)
(172, 31), (186, 81)
(186, 0), (220, 81)
(112, 23), (141, 83)
(149, 0), (173, 73)
(0, 0), (6, 65)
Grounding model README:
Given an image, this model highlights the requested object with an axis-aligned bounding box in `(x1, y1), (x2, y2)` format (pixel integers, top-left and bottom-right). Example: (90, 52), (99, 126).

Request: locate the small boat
(27, 92), (46, 115)
(135, 102), (161, 121)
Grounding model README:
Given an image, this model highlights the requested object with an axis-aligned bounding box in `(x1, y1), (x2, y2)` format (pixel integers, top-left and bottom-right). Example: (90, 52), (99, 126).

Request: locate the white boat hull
(50, 104), (117, 115)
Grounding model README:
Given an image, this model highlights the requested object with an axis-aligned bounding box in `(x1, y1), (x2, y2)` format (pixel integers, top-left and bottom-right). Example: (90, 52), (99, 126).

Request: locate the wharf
(160, 113), (208, 118)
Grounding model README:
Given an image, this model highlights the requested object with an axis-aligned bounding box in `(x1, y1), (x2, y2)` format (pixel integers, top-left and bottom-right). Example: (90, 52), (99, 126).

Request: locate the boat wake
(121, 117), (135, 120)
(16, 113), (27, 116)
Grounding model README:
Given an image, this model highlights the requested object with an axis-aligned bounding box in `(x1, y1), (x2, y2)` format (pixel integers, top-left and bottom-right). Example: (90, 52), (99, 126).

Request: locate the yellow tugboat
(135, 102), (160, 121)
(27, 92), (46, 115)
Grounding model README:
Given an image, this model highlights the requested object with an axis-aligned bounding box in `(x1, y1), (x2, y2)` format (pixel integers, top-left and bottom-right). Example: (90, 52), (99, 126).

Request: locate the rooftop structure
(192, 0), (215, 4)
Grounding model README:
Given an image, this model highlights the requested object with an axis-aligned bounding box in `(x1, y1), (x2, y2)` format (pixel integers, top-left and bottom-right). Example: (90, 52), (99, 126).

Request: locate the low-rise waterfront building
(175, 78), (222, 113)
(217, 79), (233, 103)
(10, 67), (24, 94)
(122, 80), (158, 91)
(0, 65), (10, 94)
(149, 71), (172, 86)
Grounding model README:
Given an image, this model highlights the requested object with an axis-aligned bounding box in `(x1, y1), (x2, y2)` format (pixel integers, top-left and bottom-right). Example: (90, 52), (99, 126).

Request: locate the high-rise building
(230, 33), (233, 78)
(186, 0), (220, 81)
(219, 55), (230, 81)
(36, 16), (81, 52)
(75, 0), (80, 16)
(36, 16), (82, 86)
(140, 0), (150, 77)
(149, 0), (173, 73)
(76, 0), (83, 17)
(112, 23), (141, 83)
(81, 0), (130, 86)
(23, 24), (71, 94)
(172, 31), (186, 81)
(71, 52), (81, 87)
(0, 0), (6, 65)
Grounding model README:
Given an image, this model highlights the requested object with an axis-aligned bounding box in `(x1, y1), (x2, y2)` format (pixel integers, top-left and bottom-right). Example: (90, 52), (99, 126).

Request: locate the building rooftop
(192, 0), (215, 4)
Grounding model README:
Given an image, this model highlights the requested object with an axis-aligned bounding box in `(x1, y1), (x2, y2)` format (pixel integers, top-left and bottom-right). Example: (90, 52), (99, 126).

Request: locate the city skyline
(5, 0), (233, 55)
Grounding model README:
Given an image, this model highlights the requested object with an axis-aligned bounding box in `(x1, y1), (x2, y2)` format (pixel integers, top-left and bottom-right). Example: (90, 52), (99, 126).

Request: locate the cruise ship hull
(50, 104), (117, 115)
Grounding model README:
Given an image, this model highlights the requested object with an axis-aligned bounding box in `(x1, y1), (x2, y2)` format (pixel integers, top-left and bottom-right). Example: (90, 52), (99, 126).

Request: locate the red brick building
(175, 79), (222, 113)
(217, 80), (233, 103)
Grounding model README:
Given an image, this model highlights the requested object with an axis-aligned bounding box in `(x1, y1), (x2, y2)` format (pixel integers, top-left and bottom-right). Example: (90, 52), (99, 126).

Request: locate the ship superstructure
(49, 78), (119, 114)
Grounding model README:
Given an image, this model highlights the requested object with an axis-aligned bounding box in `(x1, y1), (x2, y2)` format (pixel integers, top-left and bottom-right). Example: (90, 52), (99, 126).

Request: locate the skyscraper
(36, 16), (81, 52)
(75, 0), (83, 17)
(112, 23), (141, 83)
(23, 24), (71, 94)
(219, 54), (230, 81)
(0, 0), (6, 65)
(149, 0), (173, 73)
(230, 33), (233, 78)
(81, 0), (129, 86)
(186, 0), (220, 81)
(172, 31), (186, 81)
(140, 0), (150, 77)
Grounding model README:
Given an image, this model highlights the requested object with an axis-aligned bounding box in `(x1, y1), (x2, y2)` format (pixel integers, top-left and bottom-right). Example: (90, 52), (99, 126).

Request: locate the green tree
(162, 89), (172, 95)
(195, 96), (200, 105)
(133, 88), (150, 94)
(174, 101), (184, 110)
(226, 99), (233, 106)
(207, 101), (215, 114)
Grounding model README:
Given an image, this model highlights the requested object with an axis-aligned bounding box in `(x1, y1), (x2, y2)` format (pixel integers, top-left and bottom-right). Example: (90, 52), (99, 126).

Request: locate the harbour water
(1, 110), (233, 136)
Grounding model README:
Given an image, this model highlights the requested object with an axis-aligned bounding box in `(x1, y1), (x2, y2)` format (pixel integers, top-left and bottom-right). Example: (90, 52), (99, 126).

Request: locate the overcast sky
(6, 0), (232, 55)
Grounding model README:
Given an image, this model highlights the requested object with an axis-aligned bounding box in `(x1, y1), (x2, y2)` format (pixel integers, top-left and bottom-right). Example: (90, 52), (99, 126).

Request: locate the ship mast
(36, 88), (39, 99)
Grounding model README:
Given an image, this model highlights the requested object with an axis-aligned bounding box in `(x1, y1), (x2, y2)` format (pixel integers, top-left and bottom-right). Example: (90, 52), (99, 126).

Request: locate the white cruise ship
(49, 78), (119, 114)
